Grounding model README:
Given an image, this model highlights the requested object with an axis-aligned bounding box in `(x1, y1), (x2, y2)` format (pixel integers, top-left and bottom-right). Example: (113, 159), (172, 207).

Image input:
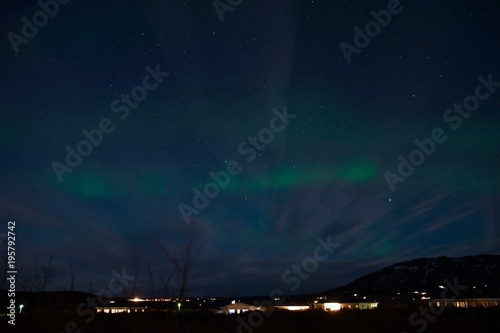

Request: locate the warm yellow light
(324, 302), (341, 311)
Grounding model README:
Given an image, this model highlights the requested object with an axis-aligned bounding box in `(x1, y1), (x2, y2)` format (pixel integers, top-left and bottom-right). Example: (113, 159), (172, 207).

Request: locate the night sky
(1, 0), (499, 297)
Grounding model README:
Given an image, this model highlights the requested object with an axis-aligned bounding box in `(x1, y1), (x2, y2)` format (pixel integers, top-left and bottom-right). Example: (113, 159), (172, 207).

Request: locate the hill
(325, 254), (500, 297)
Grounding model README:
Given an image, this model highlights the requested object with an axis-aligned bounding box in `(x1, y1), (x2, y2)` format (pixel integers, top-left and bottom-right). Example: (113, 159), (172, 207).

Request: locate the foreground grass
(3, 307), (500, 333)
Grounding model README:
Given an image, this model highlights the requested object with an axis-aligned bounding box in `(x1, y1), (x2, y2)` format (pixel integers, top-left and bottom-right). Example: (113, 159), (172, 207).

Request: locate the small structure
(323, 302), (341, 311)
(220, 301), (258, 315)
(96, 306), (147, 313)
(275, 304), (310, 311)
(427, 298), (500, 309)
(95, 298), (147, 313)
(317, 301), (378, 311)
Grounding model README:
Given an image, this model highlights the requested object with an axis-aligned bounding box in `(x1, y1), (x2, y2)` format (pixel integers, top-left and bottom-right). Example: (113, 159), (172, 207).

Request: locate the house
(275, 304), (311, 311)
(96, 306), (147, 314)
(427, 298), (500, 309)
(322, 302), (378, 311)
(95, 298), (147, 314)
(220, 301), (259, 314)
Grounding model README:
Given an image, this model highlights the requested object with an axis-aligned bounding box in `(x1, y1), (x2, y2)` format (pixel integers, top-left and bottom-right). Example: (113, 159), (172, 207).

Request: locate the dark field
(4, 308), (500, 333)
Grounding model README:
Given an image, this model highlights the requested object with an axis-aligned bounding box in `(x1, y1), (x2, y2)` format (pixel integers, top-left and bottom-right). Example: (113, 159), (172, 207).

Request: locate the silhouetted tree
(131, 247), (138, 297)
(158, 270), (174, 298)
(67, 256), (75, 291)
(0, 252), (7, 290)
(16, 265), (33, 291)
(33, 253), (56, 291)
(88, 280), (94, 294)
(160, 224), (204, 299)
(146, 262), (156, 297)
(122, 247), (139, 297)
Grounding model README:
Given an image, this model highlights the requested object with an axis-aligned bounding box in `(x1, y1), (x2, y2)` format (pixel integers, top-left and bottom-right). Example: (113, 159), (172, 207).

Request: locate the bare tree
(131, 247), (138, 297)
(33, 253), (57, 291)
(146, 261), (173, 298)
(158, 270), (174, 298)
(0, 252), (7, 290)
(16, 265), (33, 291)
(123, 247), (139, 297)
(146, 262), (156, 297)
(67, 256), (75, 291)
(160, 225), (204, 300)
(88, 280), (94, 294)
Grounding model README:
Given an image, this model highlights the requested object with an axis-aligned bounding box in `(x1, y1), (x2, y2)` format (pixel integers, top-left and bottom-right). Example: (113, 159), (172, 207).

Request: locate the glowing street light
(19, 304), (24, 314)
(177, 302), (181, 311)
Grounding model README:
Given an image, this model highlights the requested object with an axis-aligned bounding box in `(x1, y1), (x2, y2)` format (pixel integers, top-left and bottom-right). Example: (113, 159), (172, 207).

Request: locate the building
(322, 302), (378, 311)
(96, 306), (147, 314)
(220, 301), (259, 314)
(427, 298), (500, 309)
(95, 298), (148, 313)
(275, 304), (311, 311)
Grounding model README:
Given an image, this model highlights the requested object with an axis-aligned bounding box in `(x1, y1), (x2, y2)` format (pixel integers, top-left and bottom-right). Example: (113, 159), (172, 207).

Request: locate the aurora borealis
(1, 0), (499, 297)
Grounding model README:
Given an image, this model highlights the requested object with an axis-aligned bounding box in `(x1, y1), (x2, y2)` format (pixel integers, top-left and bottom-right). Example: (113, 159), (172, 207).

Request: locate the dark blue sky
(1, 0), (499, 297)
